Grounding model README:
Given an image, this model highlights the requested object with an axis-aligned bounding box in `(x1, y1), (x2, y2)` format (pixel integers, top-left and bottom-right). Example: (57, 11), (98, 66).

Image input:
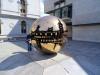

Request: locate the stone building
(44, 0), (100, 42)
(0, 0), (41, 39)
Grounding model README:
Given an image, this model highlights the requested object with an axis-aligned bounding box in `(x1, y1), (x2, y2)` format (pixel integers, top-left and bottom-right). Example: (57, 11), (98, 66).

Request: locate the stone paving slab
(0, 41), (100, 75)
(43, 64), (67, 75)
(59, 58), (88, 75)
(61, 40), (100, 75)
(26, 50), (71, 68)
(0, 42), (43, 75)
(75, 56), (100, 75)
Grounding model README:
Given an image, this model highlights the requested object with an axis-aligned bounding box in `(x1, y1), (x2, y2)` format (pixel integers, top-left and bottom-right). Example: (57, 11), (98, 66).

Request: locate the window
(54, 9), (61, 18)
(0, 20), (1, 34)
(62, 5), (72, 18)
(54, 0), (65, 9)
(21, 21), (26, 33)
(20, 9), (26, 13)
(20, 0), (25, 5)
(51, 3), (72, 19)
(68, 5), (72, 18)
(62, 7), (68, 18)
(20, 0), (27, 16)
(54, 0), (72, 18)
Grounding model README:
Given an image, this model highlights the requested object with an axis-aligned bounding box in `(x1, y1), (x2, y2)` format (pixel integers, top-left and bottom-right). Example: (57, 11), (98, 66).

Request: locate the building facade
(0, 0), (41, 38)
(44, 0), (73, 39)
(44, 0), (100, 42)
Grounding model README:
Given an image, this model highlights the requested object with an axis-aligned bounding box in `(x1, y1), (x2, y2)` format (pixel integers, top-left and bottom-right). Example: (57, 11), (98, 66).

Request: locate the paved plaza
(0, 40), (100, 75)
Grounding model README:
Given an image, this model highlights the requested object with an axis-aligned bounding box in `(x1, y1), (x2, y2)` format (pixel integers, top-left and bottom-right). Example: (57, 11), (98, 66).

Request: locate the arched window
(21, 20), (26, 33)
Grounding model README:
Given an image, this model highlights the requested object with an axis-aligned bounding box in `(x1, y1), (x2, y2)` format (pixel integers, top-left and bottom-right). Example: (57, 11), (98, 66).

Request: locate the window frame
(54, 9), (62, 18)
(67, 4), (72, 18)
(61, 6), (68, 18)
(20, 0), (27, 16)
(47, 4), (72, 19)
(21, 20), (27, 34)
(0, 21), (1, 35)
(20, 0), (25, 5)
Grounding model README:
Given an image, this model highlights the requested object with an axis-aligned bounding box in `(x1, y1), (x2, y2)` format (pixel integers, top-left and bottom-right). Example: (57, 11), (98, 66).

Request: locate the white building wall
(1, 0), (20, 16)
(1, 0), (41, 18)
(72, 0), (100, 42)
(72, 25), (100, 42)
(1, 18), (20, 35)
(0, 17), (34, 36)
(65, 0), (72, 5)
(44, 0), (100, 42)
(44, 0), (58, 12)
(72, 0), (100, 25)
(26, 19), (34, 33)
(26, 0), (41, 18)
(0, 0), (42, 37)
(0, 0), (1, 13)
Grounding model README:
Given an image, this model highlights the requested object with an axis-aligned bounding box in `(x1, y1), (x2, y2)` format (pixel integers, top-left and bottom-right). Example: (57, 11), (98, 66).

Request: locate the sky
(40, 0), (49, 17)
(40, 0), (44, 15)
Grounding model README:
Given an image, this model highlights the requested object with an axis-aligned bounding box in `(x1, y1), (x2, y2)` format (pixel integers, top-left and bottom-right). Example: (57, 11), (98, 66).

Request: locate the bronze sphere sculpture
(30, 16), (68, 54)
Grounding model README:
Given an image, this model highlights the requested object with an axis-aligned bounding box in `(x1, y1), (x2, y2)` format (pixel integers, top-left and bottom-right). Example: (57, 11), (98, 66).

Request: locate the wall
(67, 25), (72, 38)
(0, 0), (41, 37)
(0, 0), (1, 14)
(1, 0), (20, 16)
(1, 18), (20, 35)
(65, 0), (72, 5)
(27, 0), (41, 18)
(72, 0), (100, 25)
(44, 0), (100, 42)
(72, 25), (100, 42)
(44, 0), (73, 12)
(72, 0), (100, 42)
(0, 15), (34, 36)
(44, 0), (57, 12)
(1, 0), (41, 18)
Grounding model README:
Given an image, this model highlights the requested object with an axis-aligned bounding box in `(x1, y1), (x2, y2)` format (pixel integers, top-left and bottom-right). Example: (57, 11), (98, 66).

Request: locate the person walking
(26, 34), (32, 51)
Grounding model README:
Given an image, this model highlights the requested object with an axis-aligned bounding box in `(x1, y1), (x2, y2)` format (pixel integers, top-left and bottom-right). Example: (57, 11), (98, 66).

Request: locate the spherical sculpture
(30, 16), (67, 54)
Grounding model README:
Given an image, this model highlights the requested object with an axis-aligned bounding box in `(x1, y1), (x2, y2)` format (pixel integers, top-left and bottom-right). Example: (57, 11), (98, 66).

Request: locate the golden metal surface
(31, 16), (68, 54)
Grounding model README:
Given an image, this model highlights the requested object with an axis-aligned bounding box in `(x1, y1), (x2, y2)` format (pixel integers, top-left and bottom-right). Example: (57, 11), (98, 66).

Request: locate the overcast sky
(40, 0), (44, 15)
(40, 0), (50, 16)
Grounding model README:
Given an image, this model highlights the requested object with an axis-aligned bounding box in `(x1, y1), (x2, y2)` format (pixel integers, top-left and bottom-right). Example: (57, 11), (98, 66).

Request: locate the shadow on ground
(0, 50), (56, 71)
(1, 39), (100, 75)
(60, 40), (100, 75)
